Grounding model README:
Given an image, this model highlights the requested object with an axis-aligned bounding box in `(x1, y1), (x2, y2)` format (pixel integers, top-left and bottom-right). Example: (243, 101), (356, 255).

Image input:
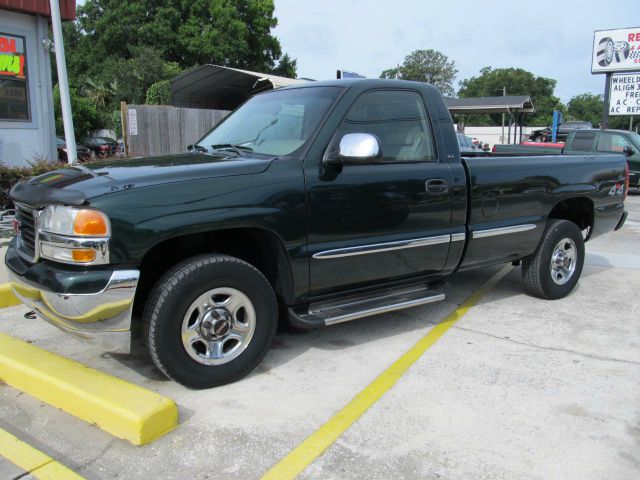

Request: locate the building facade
(0, 1), (75, 167)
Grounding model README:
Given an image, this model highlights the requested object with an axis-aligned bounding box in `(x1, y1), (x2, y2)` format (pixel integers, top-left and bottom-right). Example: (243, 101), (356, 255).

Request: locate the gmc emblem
(12, 218), (20, 234)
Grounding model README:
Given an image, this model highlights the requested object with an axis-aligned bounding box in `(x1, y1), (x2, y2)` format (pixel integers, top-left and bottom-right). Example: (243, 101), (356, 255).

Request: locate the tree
(53, 85), (101, 139)
(271, 53), (297, 79)
(66, 0), (295, 80)
(380, 49), (457, 96)
(565, 93), (603, 125)
(458, 67), (564, 126)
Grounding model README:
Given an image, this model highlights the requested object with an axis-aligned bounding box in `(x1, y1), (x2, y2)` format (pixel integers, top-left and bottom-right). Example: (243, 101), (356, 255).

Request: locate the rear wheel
(144, 254), (277, 389)
(522, 220), (584, 300)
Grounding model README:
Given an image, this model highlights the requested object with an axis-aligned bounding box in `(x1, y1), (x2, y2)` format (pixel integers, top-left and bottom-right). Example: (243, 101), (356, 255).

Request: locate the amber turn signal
(71, 249), (97, 263)
(73, 210), (109, 236)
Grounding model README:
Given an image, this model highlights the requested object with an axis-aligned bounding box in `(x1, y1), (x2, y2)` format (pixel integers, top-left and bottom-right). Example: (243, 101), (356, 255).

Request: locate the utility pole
(49, 0), (76, 164)
(501, 86), (506, 143)
(601, 72), (611, 130)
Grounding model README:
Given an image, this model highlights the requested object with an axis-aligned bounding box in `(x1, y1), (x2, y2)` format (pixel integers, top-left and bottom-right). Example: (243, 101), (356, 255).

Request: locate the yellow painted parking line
(262, 266), (512, 480)
(0, 333), (178, 445)
(0, 283), (20, 309)
(0, 427), (85, 479)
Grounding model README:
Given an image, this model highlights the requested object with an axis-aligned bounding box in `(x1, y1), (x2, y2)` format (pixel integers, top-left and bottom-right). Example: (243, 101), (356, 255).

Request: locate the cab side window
(597, 133), (630, 152)
(337, 90), (436, 162)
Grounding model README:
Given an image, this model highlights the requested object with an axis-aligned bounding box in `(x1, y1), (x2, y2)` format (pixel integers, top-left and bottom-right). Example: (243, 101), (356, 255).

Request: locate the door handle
(426, 179), (449, 194)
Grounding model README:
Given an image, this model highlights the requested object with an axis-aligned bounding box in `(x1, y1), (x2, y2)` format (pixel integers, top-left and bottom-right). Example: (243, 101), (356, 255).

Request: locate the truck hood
(10, 153), (273, 208)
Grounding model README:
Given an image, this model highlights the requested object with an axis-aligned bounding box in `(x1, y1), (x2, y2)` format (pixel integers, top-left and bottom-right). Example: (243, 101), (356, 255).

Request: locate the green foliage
(146, 80), (171, 105)
(565, 93), (603, 125)
(110, 110), (122, 138)
(565, 93), (639, 129)
(380, 49), (458, 97)
(53, 84), (101, 139)
(271, 53), (297, 79)
(66, 0), (294, 80)
(458, 67), (564, 126)
(58, 0), (296, 132)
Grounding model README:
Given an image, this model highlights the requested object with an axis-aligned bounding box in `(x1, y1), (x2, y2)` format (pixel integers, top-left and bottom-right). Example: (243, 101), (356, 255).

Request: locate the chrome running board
(288, 285), (446, 328)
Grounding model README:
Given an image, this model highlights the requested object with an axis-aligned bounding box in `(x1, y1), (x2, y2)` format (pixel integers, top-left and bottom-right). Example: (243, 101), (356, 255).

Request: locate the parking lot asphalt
(0, 195), (639, 480)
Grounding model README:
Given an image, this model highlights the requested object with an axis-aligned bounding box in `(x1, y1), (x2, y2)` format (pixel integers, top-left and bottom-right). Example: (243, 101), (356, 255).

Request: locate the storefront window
(0, 33), (29, 121)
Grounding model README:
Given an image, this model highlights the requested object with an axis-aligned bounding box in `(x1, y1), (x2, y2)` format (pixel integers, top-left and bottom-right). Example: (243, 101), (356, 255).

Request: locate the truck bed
(459, 154), (627, 270)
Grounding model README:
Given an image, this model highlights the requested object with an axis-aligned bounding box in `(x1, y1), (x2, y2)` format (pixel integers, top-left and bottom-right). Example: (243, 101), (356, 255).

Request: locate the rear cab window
(569, 131), (597, 151)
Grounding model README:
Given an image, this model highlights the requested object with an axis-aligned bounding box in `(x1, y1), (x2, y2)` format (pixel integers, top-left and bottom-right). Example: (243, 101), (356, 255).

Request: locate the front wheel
(144, 254), (277, 389)
(522, 220), (585, 300)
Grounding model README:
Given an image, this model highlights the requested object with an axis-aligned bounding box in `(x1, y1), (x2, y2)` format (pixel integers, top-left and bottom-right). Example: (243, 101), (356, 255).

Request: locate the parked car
(84, 137), (118, 157)
(56, 136), (92, 163)
(529, 121), (593, 142)
(7, 79), (628, 388)
(457, 134), (484, 156)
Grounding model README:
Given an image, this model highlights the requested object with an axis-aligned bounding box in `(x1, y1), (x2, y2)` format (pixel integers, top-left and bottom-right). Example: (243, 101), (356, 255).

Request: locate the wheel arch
(132, 227), (295, 318)
(547, 196), (594, 238)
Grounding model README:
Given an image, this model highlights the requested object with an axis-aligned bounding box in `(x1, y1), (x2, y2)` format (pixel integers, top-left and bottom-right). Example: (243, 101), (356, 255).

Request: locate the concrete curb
(0, 283), (20, 309)
(0, 333), (178, 445)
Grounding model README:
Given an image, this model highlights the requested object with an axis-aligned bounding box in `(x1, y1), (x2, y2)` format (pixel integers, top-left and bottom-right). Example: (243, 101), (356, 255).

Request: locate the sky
(272, 0), (638, 102)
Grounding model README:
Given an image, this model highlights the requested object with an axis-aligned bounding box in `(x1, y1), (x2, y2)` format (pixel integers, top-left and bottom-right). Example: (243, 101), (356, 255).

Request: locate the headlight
(37, 206), (110, 265)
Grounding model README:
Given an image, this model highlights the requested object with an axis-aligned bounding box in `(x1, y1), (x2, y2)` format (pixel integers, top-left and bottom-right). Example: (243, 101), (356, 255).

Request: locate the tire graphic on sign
(613, 41), (631, 63)
(597, 37), (615, 66)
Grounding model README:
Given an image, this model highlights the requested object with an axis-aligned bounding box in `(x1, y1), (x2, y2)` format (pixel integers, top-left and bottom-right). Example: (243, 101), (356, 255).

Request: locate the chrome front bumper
(8, 267), (140, 353)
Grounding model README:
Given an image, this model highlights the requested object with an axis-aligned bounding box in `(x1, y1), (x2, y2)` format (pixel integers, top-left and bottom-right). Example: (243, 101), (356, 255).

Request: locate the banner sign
(609, 73), (640, 115)
(0, 33), (26, 79)
(592, 27), (640, 73)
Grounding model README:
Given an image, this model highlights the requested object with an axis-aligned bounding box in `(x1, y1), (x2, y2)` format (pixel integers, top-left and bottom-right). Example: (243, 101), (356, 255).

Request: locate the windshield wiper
(210, 144), (254, 156)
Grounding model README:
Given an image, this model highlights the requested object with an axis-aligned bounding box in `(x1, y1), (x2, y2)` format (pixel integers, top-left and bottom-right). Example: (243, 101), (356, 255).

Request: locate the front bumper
(5, 244), (139, 353)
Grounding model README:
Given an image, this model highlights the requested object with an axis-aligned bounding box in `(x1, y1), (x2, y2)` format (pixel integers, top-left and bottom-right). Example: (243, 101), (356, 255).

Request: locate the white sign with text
(609, 73), (640, 115)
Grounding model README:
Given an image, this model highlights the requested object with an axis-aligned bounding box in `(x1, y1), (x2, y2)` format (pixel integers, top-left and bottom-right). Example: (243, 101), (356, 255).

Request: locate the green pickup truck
(6, 79), (629, 388)
(493, 129), (640, 188)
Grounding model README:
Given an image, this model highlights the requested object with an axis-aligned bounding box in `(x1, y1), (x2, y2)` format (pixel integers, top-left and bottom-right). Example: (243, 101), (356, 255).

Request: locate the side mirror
(187, 144), (194, 152)
(623, 145), (635, 156)
(324, 133), (381, 166)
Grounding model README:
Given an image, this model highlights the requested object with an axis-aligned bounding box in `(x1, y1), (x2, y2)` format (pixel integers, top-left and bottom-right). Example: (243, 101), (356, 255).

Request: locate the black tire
(144, 254), (277, 389)
(522, 220), (585, 300)
(597, 37), (614, 67)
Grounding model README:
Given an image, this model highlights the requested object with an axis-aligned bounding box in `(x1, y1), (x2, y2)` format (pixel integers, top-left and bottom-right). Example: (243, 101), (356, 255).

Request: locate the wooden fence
(122, 104), (229, 157)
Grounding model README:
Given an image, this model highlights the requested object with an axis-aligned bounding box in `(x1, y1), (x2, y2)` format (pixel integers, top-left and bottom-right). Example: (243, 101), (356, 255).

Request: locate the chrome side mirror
(325, 133), (381, 166)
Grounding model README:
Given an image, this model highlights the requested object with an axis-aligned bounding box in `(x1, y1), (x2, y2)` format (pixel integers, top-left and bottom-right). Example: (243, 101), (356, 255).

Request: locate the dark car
(529, 121), (593, 142)
(56, 136), (92, 163)
(84, 137), (118, 157)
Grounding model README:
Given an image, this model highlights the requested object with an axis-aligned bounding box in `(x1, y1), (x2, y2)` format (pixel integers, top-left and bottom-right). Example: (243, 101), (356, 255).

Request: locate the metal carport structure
(170, 65), (307, 111)
(445, 95), (535, 144)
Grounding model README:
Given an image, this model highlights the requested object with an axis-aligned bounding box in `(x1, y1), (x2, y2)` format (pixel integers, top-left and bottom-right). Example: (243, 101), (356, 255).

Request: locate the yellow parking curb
(0, 333), (178, 445)
(0, 427), (85, 479)
(0, 283), (21, 308)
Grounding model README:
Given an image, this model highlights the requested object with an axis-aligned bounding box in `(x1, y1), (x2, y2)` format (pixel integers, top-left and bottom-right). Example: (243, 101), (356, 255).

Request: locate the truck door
(305, 89), (453, 297)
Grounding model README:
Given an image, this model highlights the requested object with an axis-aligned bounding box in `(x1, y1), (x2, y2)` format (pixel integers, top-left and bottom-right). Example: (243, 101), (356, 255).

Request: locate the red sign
(0, 34), (25, 78)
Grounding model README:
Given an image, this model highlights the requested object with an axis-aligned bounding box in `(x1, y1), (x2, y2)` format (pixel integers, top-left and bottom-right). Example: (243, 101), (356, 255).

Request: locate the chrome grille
(15, 203), (36, 260)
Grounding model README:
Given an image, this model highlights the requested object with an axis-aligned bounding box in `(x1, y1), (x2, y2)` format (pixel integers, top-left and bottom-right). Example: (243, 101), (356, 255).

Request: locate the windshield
(196, 86), (342, 157)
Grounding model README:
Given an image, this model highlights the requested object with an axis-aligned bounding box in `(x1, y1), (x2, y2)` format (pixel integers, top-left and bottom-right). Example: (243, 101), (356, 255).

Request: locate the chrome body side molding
(313, 234), (451, 260)
(471, 224), (537, 239)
